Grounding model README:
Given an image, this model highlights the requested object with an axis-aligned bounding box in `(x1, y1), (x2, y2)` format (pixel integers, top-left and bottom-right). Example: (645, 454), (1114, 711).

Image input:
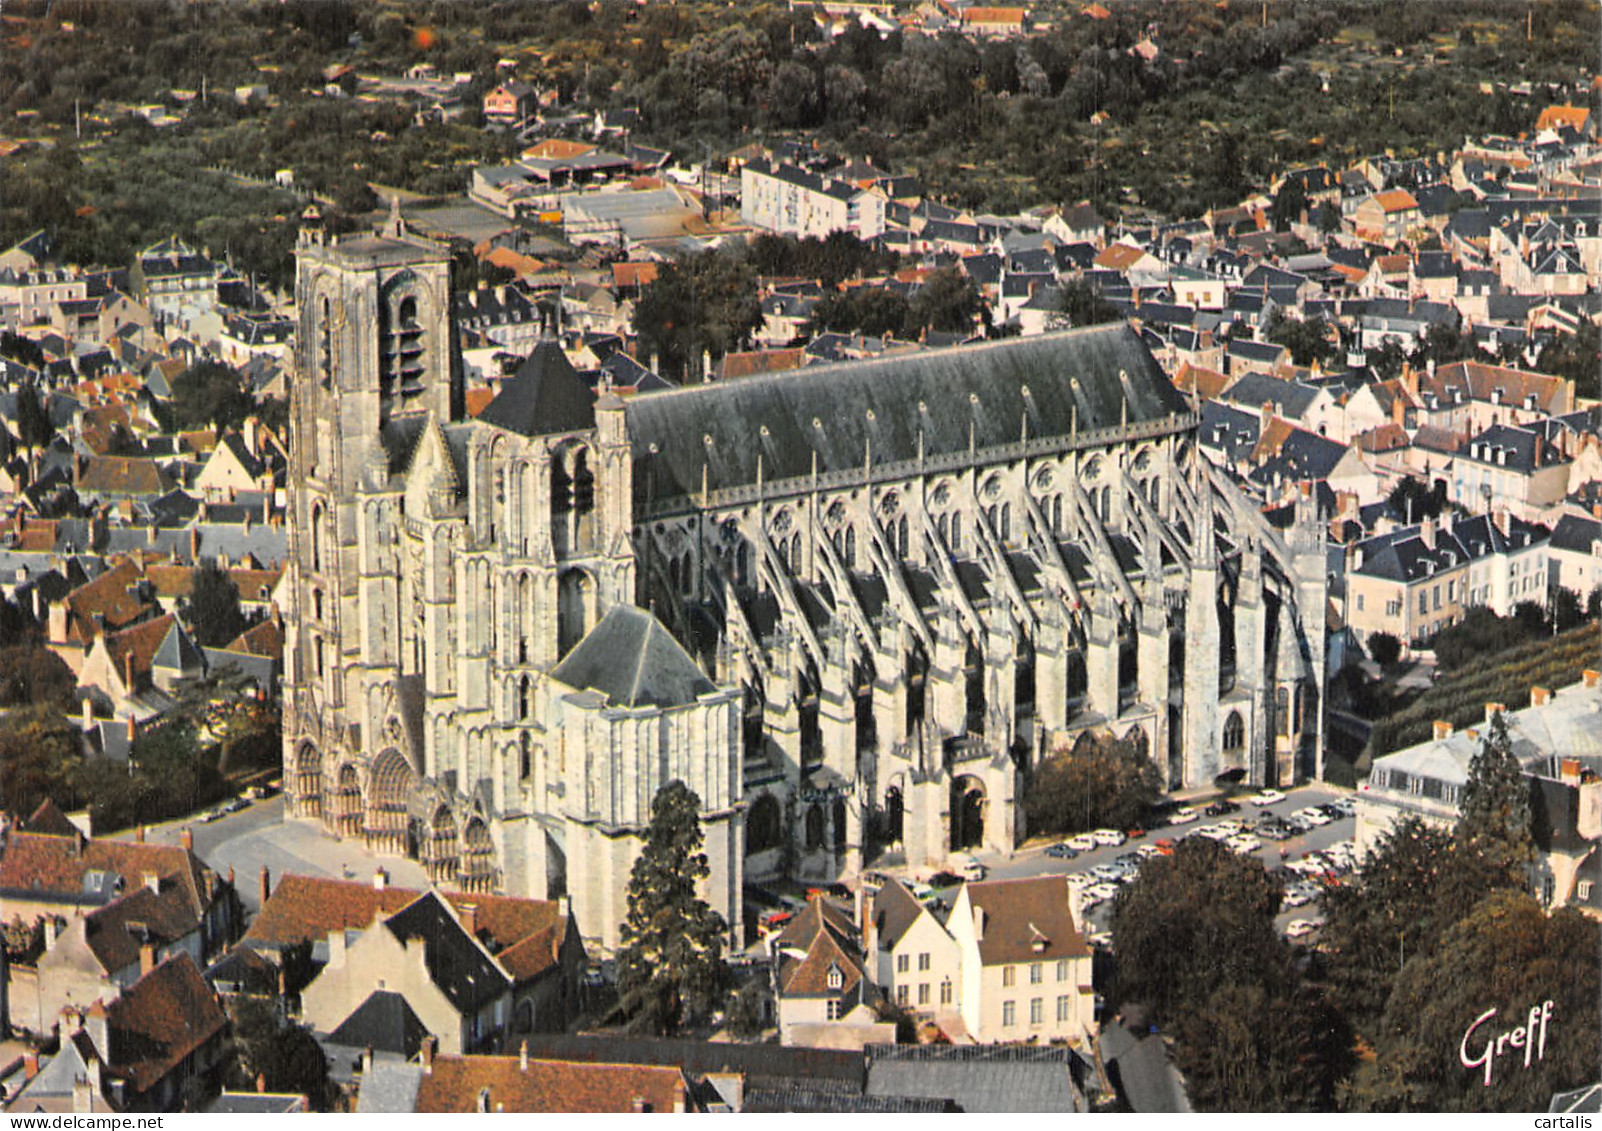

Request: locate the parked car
(1153, 838), (1176, 855)
(1067, 833), (1099, 852)
(1296, 808), (1332, 827)
(955, 855), (987, 882)
(758, 909), (793, 933)
(1282, 887), (1313, 909)
(1045, 842), (1079, 860)
(1285, 919), (1320, 940)
(1226, 834), (1262, 855)
(1251, 789), (1286, 807)
(1125, 827), (1147, 840)
(1167, 807), (1199, 825)
(860, 871), (889, 891)
(222, 796), (250, 814)
(1092, 828), (1127, 847)
(1204, 799), (1240, 817)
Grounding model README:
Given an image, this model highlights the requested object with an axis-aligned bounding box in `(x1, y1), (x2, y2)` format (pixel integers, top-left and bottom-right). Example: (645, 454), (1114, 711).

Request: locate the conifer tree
(1455, 710), (1535, 883)
(613, 781), (731, 1035)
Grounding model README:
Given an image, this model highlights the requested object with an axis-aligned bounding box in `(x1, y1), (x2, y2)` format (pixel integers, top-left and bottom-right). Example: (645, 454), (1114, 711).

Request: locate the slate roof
(329, 990), (430, 1057)
(478, 339), (596, 437)
(1550, 513), (1602, 554)
(963, 875), (1088, 967)
(1099, 1018), (1191, 1112)
(382, 891), (511, 1013)
(864, 1043), (1090, 1113)
(1353, 524), (1468, 582)
(1219, 372), (1322, 419)
(1458, 424), (1565, 474)
(624, 325), (1189, 503)
(550, 605), (716, 709)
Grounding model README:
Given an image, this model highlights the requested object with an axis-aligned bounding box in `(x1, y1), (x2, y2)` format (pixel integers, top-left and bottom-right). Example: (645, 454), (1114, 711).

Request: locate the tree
(1455, 710), (1535, 882)
(1023, 730), (1161, 837)
(0, 644), (76, 709)
(1110, 839), (1341, 1109)
(1368, 632), (1402, 667)
(1057, 278), (1122, 328)
(169, 360), (255, 433)
(186, 560), (248, 647)
(612, 780), (731, 1035)
(1535, 320), (1600, 402)
(1386, 475), (1447, 523)
(1320, 817), (1516, 1035)
(1109, 838), (1286, 1024)
(1270, 177), (1308, 232)
(1430, 607), (1537, 671)
(908, 267), (982, 335)
(1266, 310), (1336, 368)
(226, 998), (336, 1110)
(15, 381), (53, 450)
(633, 251), (762, 381)
(1345, 892), (1601, 1111)
(0, 705), (78, 819)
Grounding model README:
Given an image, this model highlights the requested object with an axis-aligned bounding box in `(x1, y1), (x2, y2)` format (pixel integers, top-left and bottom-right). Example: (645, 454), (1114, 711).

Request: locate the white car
(1135, 844), (1162, 860)
(1213, 819), (1245, 835)
(1092, 828), (1127, 847)
(1251, 789), (1286, 807)
(1285, 919), (1320, 940)
(1282, 888), (1313, 909)
(1167, 807), (1199, 825)
(1296, 808), (1332, 827)
(1067, 833), (1099, 852)
(1065, 872), (1092, 890)
(1227, 835), (1262, 855)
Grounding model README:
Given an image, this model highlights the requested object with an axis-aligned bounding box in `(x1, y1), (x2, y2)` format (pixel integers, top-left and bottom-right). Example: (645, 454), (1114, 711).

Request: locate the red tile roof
(1373, 189), (1420, 213)
(774, 898), (868, 999)
(83, 883), (203, 974)
(97, 953), (227, 1094)
(76, 456), (174, 497)
(104, 613), (178, 686)
(0, 830), (218, 922)
(244, 875), (565, 983)
(413, 1055), (687, 1113)
(718, 348), (806, 381)
(64, 559), (157, 642)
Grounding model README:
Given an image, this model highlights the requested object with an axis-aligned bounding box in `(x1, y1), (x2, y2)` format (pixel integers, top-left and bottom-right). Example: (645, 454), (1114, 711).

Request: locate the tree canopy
(1110, 838), (1345, 1109)
(186, 560), (249, 648)
(612, 780), (731, 1036)
(169, 360), (256, 433)
(1024, 729), (1161, 837)
(1057, 278), (1122, 329)
(632, 251), (762, 381)
(0, 705), (78, 820)
(1344, 892), (1601, 1112)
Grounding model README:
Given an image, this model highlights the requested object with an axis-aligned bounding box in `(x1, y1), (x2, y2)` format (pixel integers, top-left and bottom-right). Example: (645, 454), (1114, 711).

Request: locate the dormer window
(826, 963), (843, 990)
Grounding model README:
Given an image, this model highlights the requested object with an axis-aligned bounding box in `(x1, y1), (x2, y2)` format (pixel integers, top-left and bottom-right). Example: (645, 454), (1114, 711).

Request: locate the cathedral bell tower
(283, 203), (461, 828)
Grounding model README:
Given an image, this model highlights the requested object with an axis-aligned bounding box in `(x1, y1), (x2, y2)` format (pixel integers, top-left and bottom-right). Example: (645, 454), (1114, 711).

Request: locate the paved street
(111, 796), (429, 915)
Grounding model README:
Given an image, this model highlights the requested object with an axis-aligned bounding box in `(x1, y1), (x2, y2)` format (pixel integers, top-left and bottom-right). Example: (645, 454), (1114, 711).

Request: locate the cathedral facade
(281, 218), (1327, 951)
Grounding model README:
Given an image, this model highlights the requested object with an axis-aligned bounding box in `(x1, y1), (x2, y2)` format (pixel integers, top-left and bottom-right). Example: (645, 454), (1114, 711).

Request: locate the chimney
(1560, 758), (1582, 787)
(373, 867), (389, 891)
(138, 941), (156, 976)
(179, 828), (193, 851)
(631, 1097), (649, 1113)
(1531, 686), (1552, 707)
(259, 865), (272, 905)
(1584, 670), (1601, 690)
(1419, 515), (1436, 550)
(519, 1041), (528, 1071)
(44, 916), (58, 950)
(1485, 702), (1505, 722)
(1492, 508), (1509, 537)
(673, 1077), (687, 1114)
(134, 825), (145, 844)
(361, 1046), (374, 1077)
(421, 1036), (435, 1074)
(126, 716), (136, 743)
(1432, 719), (1453, 741)
(327, 927), (347, 967)
(23, 1052), (39, 1080)
(123, 651), (136, 693)
(973, 904), (986, 941)
(458, 902), (478, 939)
(256, 1073), (267, 1094)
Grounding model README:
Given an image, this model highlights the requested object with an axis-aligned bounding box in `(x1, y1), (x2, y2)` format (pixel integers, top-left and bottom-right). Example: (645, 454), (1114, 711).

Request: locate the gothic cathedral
(281, 213), (1328, 951)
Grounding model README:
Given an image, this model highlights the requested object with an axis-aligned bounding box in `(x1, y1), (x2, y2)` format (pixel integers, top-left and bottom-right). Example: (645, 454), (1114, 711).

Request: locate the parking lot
(970, 782), (1358, 946)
